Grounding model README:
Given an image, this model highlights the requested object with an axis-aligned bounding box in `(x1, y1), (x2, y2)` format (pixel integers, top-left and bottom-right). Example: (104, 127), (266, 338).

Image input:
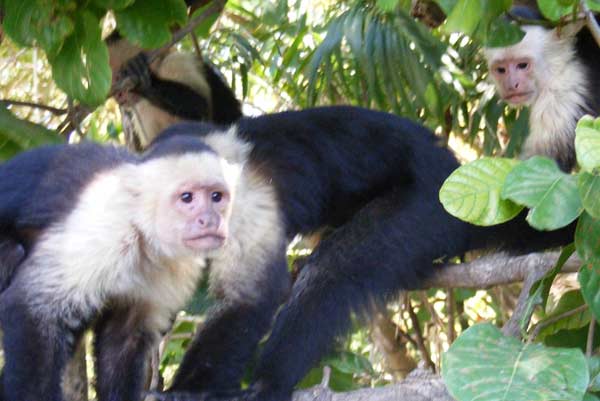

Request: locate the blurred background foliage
(0, 0), (592, 397)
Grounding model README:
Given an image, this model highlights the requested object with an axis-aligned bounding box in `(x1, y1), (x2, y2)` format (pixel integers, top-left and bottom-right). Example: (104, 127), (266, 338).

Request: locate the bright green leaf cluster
(1, 0), (189, 106)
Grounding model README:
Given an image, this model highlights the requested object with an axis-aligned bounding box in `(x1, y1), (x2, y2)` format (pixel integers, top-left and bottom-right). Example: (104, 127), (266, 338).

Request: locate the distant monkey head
(484, 21), (584, 107)
(134, 138), (243, 259)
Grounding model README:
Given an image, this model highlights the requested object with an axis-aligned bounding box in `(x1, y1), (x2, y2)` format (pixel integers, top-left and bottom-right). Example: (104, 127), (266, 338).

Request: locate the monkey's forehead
(139, 152), (242, 187)
(483, 25), (549, 63)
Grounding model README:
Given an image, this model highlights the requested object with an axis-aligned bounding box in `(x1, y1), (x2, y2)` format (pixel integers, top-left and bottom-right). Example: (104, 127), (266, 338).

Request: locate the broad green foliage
(439, 157), (522, 225)
(502, 157), (582, 230)
(1, 0), (188, 106)
(442, 323), (589, 401)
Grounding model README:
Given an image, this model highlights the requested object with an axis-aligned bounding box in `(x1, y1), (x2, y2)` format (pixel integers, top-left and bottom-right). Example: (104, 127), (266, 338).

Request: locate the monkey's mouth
(184, 234), (226, 250)
(504, 92), (533, 105)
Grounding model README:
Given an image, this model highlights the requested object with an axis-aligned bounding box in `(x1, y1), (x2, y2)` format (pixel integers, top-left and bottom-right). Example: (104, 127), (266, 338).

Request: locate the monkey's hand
(116, 53), (153, 92)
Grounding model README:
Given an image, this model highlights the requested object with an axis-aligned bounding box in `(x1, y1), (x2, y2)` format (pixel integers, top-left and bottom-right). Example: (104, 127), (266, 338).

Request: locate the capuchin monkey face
(139, 153), (240, 257)
(172, 179), (231, 251)
(488, 55), (536, 106)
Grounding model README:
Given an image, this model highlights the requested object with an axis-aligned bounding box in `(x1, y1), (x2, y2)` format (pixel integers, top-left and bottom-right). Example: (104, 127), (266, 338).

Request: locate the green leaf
(485, 19), (525, 48)
(526, 245), (576, 329)
(442, 323), (589, 401)
(376, 0), (399, 12)
(0, 107), (61, 155)
(588, 355), (600, 392)
(536, 290), (590, 340)
(91, 0), (135, 10)
(588, 0), (600, 12)
(443, 0), (482, 36)
(502, 156), (583, 230)
(192, 3), (221, 38)
(579, 260), (600, 321)
(115, 0), (188, 49)
(443, 323), (588, 401)
(2, 0), (74, 56)
(575, 115), (600, 173)
(575, 212), (600, 262)
(50, 11), (111, 106)
(538, 0), (577, 21)
(584, 393), (600, 401)
(439, 158), (523, 226)
(579, 173), (600, 219)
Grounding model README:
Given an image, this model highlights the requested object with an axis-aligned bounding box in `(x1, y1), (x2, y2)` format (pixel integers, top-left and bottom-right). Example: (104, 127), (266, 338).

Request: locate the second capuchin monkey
(0, 135), (285, 401)
(484, 6), (600, 171)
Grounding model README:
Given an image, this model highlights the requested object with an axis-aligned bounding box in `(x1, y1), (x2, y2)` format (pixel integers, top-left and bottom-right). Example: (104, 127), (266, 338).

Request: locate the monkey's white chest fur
(21, 170), (206, 332)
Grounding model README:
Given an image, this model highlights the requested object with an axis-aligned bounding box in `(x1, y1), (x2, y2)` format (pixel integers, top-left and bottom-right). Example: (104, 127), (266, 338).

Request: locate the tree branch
(290, 368), (453, 401)
(0, 99), (68, 115)
(427, 251), (580, 289)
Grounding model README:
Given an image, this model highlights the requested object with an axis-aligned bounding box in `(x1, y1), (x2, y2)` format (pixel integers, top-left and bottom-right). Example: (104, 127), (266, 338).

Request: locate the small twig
(588, 316), (596, 357)
(406, 296), (434, 371)
(0, 99), (68, 115)
(528, 304), (588, 342)
(581, 1), (600, 47)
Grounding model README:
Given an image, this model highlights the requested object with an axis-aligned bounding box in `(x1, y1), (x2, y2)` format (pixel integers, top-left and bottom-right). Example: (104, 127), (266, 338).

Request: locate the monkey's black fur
(149, 106), (574, 401)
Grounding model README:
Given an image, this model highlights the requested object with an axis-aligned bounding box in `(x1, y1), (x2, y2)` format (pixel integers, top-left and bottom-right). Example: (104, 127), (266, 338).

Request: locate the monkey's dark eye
(496, 67), (506, 74)
(180, 192), (193, 203)
(211, 192), (223, 203)
(517, 62), (528, 69)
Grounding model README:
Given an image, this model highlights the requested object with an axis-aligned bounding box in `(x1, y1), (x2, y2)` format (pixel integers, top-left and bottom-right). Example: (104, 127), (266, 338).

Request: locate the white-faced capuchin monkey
(107, 31), (243, 151)
(0, 134), (286, 401)
(484, 6), (600, 171)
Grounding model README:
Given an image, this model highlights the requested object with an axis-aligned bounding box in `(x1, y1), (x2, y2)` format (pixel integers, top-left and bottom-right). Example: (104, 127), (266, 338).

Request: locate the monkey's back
(0, 143), (135, 235)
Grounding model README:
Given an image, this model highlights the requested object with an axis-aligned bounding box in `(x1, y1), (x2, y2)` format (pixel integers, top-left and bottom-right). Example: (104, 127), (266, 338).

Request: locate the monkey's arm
(94, 305), (157, 401)
(157, 253), (290, 398)
(119, 54), (211, 121)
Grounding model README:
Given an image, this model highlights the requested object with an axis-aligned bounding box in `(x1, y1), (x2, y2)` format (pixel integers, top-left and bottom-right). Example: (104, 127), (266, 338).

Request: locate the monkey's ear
(553, 19), (586, 39)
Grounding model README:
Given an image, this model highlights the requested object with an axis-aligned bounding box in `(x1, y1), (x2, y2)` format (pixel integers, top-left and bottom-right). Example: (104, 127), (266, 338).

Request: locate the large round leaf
(439, 157), (522, 226)
(575, 115), (600, 173)
(443, 323), (588, 401)
(502, 156), (582, 230)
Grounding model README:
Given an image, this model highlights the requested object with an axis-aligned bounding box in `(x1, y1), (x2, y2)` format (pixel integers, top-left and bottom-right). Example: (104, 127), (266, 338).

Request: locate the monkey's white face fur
(484, 23), (591, 163)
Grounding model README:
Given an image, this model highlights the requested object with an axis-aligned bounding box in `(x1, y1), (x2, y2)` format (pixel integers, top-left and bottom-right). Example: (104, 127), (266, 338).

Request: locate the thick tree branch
(290, 368), (453, 401)
(427, 251), (580, 289)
